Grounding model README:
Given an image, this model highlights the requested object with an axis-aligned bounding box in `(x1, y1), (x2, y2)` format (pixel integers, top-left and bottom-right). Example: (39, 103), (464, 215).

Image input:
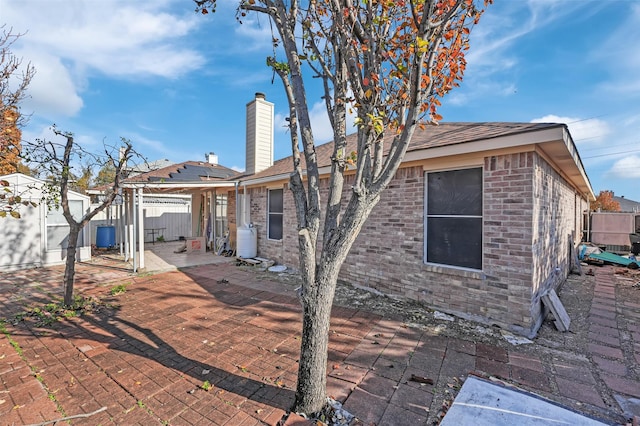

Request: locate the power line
(583, 149), (640, 159)
(579, 142), (632, 152)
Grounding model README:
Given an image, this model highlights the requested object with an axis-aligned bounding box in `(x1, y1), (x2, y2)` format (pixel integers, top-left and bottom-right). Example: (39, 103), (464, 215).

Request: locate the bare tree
(23, 128), (141, 306)
(1, 25), (35, 174)
(0, 25), (36, 217)
(196, 0), (491, 414)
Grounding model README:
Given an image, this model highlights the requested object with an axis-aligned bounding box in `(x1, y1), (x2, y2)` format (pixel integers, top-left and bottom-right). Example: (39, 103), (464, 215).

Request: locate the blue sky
(2, 0), (640, 201)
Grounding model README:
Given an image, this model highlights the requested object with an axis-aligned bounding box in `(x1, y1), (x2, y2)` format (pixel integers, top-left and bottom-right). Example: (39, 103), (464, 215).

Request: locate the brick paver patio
(1, 258), (639, 425)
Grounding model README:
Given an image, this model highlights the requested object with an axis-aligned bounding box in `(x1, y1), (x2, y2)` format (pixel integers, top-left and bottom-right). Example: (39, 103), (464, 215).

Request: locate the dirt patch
(255, 266), (596, 349)
(250, 263), (640, 424)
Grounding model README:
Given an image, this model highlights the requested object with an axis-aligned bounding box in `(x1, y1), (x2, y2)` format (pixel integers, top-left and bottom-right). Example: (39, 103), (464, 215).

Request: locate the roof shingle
(248, 122), (563, 180)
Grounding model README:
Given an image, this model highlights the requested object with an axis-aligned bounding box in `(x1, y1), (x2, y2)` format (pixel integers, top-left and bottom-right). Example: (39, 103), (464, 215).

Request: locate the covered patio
(110, 180), (239, 273)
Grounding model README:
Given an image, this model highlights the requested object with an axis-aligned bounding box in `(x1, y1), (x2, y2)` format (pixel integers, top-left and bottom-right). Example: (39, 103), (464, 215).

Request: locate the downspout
(242, 182), (247, 227)
(587, 196), (591, 243)
(235, 181), (240, 230)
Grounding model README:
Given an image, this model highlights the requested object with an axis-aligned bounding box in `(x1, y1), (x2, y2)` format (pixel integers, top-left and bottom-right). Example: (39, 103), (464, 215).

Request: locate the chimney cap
(255, 92), (266, 100)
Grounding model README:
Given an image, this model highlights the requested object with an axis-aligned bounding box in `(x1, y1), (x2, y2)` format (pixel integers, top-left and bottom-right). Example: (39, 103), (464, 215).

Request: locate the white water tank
(237, 225), (257, 258)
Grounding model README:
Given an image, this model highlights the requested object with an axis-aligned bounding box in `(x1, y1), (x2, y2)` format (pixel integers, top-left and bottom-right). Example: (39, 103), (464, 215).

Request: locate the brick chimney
(245, 92), (274, 175)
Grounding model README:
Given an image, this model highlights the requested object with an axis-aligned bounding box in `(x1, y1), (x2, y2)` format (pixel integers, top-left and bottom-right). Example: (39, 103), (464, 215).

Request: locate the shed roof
(129, 161), (239, 183)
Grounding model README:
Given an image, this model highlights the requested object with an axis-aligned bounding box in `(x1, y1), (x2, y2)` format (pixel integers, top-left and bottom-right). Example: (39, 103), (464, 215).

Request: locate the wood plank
(236, 257), (261, 265)
(541, 289), (571, 332)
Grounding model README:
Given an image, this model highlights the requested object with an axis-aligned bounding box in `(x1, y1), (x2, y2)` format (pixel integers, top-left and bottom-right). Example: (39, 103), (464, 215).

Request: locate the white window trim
(423, 166), (484, 271)
(267, 188), (283, 241)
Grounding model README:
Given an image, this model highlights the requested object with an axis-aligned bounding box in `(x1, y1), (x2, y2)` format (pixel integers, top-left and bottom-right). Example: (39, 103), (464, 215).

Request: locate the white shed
(0, 173), (91, 271)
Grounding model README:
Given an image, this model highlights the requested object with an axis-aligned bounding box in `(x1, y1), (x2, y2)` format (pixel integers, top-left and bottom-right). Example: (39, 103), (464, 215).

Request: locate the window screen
(268, 189), (283, 240)
(425, 168), (482, 270)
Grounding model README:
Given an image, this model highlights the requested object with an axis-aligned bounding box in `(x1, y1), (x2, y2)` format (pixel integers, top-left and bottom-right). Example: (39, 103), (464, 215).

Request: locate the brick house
(227, 94), (594, 338)
(115, 93), (594, 337)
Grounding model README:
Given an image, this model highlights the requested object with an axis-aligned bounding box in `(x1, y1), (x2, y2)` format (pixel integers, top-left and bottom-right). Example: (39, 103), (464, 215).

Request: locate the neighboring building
(127, 158), (175, 177)
(225, 94), (594, 338)
(589, 193), (640, 251)
(0, 173), (91, 271)
(613, 194), (640, 213)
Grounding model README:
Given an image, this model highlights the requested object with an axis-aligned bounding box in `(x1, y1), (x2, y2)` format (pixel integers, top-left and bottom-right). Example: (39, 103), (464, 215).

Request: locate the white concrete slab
(441, 376), (609, 426)
(145, 241), (233, 271)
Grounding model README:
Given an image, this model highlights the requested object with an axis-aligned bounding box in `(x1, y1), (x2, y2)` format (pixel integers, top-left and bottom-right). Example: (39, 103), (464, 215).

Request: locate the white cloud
(274, 98), (358, 145)
(462, 1), (600, 102)
(530, 115), (610, 145)
(20, 51), (84, 117)
(609, 155), (640, 178)
(594, 4), (640, 96)
(234, 16), (276, 52)
(2, 0), (206, 118)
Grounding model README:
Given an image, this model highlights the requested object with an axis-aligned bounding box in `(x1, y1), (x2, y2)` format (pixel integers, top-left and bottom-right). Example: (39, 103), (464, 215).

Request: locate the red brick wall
(246, 184), (300, 268)
(529, 153), (588, 330)
(240, 152), (586, 337)
(483, 153), (535, 332)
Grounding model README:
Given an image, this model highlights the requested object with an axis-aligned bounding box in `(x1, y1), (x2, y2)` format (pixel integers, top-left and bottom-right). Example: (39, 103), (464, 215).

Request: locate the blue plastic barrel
(96, 225), (116, 248)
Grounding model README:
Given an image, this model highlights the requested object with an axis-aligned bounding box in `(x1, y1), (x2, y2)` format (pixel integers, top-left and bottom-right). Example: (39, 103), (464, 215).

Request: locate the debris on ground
(433, 311), (455, 321)
(501, 330), (533, 346)
(286, 398), (356, 426)
(268, 265), (287, 273)
(409, 374), (435, 385)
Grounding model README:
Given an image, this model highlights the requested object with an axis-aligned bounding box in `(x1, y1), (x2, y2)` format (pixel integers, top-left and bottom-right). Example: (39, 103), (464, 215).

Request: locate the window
(214, 194), (228, 238)
(268, 189), (283, 240)
(425, 168), (482, 270)
(46, 200), (84, 250)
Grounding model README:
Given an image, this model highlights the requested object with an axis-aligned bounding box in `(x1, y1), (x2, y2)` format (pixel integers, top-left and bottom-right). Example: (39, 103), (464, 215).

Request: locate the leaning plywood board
(541, 289), (571, 332)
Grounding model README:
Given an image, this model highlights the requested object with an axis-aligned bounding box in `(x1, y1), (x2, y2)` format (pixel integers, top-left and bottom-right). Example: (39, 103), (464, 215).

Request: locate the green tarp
(587, 251), (640, 267)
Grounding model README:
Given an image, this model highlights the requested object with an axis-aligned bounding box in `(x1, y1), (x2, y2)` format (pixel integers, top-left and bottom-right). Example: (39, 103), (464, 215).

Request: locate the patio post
(132, 189), (137, 272)
(138, 188), (145, 270)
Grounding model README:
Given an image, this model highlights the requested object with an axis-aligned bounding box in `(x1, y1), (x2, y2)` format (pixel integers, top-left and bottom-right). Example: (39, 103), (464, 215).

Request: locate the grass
(110, 283), (128, 296)
(1, 321), (23, 356)
(0, 320), (66, 416)
(10, 295), (106, 327)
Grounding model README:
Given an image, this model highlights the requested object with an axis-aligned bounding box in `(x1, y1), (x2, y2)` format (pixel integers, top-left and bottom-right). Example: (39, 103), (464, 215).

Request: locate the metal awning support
(131, 189), (137, 272)
(137, 188), (145, 270)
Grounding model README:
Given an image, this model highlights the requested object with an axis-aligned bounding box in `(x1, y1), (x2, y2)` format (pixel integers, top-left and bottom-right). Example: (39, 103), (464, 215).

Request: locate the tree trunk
(63, 225), (80, 306)
(293, 271), (339, 413)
